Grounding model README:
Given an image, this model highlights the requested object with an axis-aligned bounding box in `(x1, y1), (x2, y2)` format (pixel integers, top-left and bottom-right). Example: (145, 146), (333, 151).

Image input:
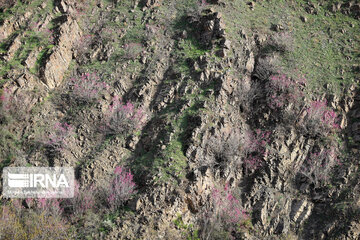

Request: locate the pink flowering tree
(66, 181), (96, 216)
(304, 100), (339, 136)
(36, 198), (63, 217)
(107, 166), (137, 210)
(25, 195), (64, 217)
(104, 96), (147, 136)
(0, 87), (13, 120)
(69, 72), (109, 104)
(200, 183), (249, 239)
(240, 129), (271, 173)
(0, 87), (31, 122)
(265, 73), (305, 110)
(299, 148), (341, 187)
(44, 122), (74, 151)
(0, 199), (72, 239)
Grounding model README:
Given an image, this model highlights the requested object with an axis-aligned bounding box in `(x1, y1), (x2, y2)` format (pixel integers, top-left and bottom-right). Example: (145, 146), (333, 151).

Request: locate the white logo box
(2, 167), (74, 198)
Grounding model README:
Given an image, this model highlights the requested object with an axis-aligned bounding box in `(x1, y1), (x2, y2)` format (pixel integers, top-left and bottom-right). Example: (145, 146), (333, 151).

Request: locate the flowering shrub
(68, 181), (96, 215)
(0, 200), (72, 240)
(104, 96), (147, 136)
(73, 0), (89, 17)
(212, 184), (248, 224)
(36, 198), (63, 217)
(23, 211), (72, 240)
(265, 73), (305, 110)
(42, 28), (55, 45)
(123, 43), (143, 60)
(299, 148), (340, 186)
(0, 87), (31, 122)
(45, 122), (74, 151)
(0, 203), (27, 239)
(74, 34), (94, 59)
(69, 72), (109, 103)
(241, 129), (271, 172)
(0, 87), (13, 120)
(200, 183), (249, 239)
(304, 100), (339, 136)
(107, 166), (137, 210)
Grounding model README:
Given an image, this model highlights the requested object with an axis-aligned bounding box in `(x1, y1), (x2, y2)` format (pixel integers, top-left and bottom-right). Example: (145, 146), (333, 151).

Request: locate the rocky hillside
(0, 0), (360, 239)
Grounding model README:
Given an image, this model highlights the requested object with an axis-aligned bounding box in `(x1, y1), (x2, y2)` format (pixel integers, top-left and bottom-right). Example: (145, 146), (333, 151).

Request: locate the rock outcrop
(41, 17), (82, 89)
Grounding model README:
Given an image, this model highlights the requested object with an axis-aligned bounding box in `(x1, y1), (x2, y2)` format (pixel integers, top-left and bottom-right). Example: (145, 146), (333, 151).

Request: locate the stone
(271, 24), (284, 32)
(180, 30), (188, 39)
(247, 1), (255, 8)
(0, 11), (32, 40)
(331, 3), (341, 13)
(4, 34), (22, 60)
(25, 48), (42, 69)
(207, 0), (220, 4)
(245, 51), (255, 72)
(222, 39), (231, 49)
(215, 49), (226, 58)
(144, 0), (162, 8)
(255, 33), (267, 45)
(42, 17), (82, 89)
(300, 16), (307, 22)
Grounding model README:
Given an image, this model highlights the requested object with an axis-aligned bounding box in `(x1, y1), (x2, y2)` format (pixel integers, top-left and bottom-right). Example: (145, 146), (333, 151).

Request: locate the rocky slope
(0, 0), (360, 239)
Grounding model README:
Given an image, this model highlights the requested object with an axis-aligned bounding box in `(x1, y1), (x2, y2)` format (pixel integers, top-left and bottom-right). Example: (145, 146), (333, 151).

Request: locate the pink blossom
(70, 72), (108, 102)
(104, 97), (147, 135)
(107, 166), (136, 210)
(45, 122), (74, 151)
(210, 183), (249, 226)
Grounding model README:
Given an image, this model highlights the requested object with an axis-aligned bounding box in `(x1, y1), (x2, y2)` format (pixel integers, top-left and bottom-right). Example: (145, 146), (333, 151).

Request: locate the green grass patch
(217, 0), (359, 95)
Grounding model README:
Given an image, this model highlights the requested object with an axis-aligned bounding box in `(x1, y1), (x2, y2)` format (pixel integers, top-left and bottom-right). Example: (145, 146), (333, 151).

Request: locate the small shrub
(266, 32), (294, 53)
(200, 183), (249, 240)
(73, 34), (94, 62)
(304, 100), (339, 136)
(0, 200), (73, 240)
(240, 129), (271, 172)
(207, 132), (241, 168)
(265, 73), (305, 110)
(73, 0), (89, 16)
(36, 198), (64, 217)
(42, 28), (55, 45)
(104, 96), (147, 136)
(107, 166), (137, 210)
(0, 87), (31, 122)
(253, 56), (280, 81)
(69, 72), (109, 104)
(199, 0), (208, 8)
(0, 203), (27, 240)
(0, 0), (15, 9)
(174, 214), (200, 240)
(123, 43), (144, 60)
(299, 148), (340, 186)
(68, 181), (96, 215)
(44, 122), (74, 151)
